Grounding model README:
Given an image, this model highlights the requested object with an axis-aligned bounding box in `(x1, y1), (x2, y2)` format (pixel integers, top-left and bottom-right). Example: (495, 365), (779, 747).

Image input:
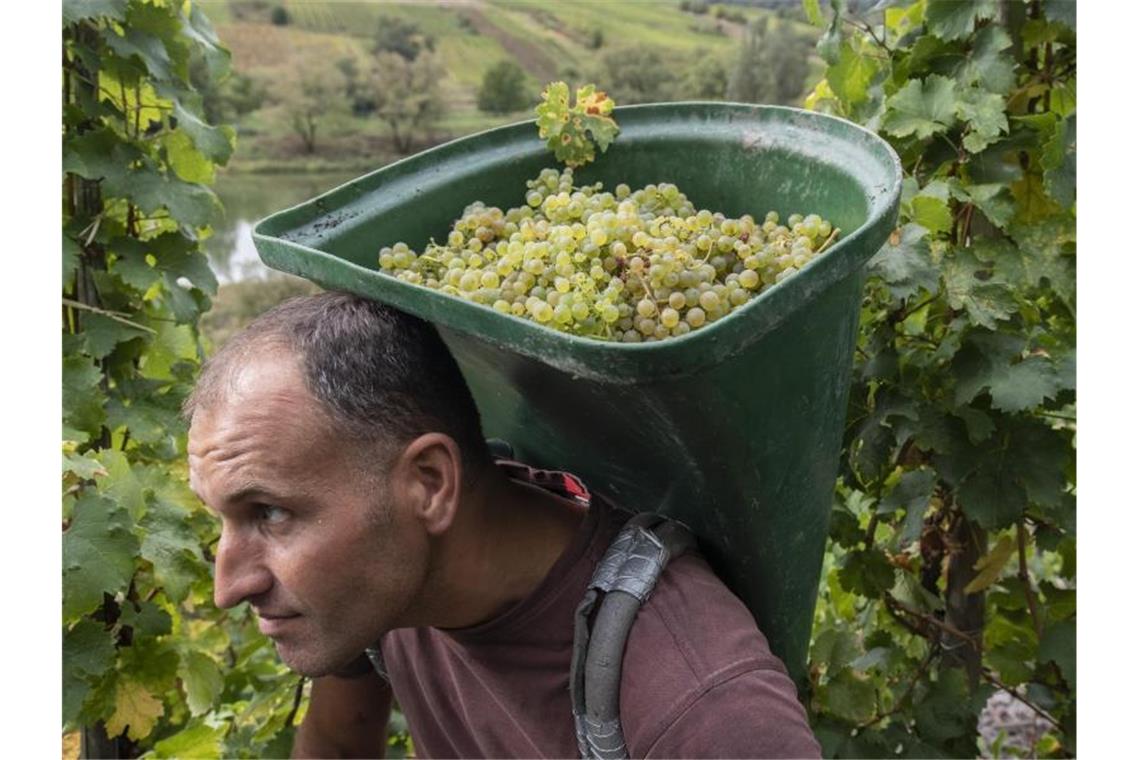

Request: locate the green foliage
(373, 14), (435, 61)
(535, 82), (620, 168)
(367, 51), (448, 154)
(804, 0), (1075, 756)
(727, 19), (812, 105)
(63, 2), (298, 754)
(477, 59), (530, 115)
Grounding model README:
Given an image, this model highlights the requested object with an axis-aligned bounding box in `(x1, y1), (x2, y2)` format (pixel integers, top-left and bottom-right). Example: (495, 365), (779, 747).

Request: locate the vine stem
(981, 670), (1062, 730)
(61, 297), (157, 334)
(854, 649), (936, 734)
(1017, 521), (1045, 639)
(885, 594), (979, 650)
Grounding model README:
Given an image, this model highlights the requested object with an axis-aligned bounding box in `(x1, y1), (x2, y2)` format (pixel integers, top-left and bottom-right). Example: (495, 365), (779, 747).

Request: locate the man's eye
(257, 504), (290, 525)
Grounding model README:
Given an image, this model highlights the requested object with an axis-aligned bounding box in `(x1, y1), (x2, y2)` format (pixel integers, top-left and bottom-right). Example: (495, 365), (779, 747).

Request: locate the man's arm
(292, 665), (393, 759)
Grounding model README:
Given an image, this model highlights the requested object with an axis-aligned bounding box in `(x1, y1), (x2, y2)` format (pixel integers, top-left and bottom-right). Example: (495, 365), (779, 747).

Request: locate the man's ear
(391, 433), (463, 536)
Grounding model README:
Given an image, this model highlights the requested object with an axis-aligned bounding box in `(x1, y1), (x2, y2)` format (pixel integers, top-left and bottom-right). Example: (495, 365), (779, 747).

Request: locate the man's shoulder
(623, 550), (789, 692)
(618, 550), (820, 757)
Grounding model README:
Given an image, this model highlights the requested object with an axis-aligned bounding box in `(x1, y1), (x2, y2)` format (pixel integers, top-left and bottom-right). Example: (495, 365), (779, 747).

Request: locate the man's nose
(213, 528), (273, 609)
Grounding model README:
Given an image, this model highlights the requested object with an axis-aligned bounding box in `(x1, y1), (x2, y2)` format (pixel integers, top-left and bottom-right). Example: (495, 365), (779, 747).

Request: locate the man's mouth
(257, 612), (301, 637)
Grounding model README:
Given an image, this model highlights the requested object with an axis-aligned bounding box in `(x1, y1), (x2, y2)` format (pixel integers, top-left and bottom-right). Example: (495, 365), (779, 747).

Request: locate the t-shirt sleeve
(643, 667), (823, 759)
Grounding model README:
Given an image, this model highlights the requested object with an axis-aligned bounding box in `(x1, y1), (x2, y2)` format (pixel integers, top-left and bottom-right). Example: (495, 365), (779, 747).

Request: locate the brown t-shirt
(378, 463), (822, 758)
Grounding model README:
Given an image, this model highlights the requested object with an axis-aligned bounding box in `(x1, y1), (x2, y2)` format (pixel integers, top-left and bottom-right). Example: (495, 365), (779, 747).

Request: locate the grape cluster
(377, 167), (838, 343)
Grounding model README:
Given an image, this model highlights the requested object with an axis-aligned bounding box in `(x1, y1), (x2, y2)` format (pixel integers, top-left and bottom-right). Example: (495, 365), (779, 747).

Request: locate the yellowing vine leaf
(106, 679), (165, 741)
(964, 533), (1015, 594)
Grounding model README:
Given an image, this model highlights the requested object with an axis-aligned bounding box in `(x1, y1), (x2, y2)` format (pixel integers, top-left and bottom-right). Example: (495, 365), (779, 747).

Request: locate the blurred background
(195, 0), (821, 345)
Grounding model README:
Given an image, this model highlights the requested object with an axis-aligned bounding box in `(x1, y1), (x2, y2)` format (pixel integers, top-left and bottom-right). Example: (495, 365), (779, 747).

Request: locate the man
(186, 291), (821, 758)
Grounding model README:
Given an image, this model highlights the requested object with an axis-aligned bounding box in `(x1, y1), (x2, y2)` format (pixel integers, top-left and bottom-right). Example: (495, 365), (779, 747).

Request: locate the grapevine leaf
(942, 247), (1018, 329)
(1004, 217), (1076, 304)
(879, 468), (936, 546)
(120, 601), (173, 637)
(925, 0), (999, 42)
(119, 637), (181, 694)
(827, 41), (878, 107)
(153, 722), (226, 759)
(163, 131), (215, 185)
(179, 650), (224, 716)
(141, 493), (205, 604)
(63, 620), (115, 726)
(63, 128), (140, 185)
(957, 88), (1009, 153)
(1043, 115), (1075, 208)
(911, 194), (953, 235)
(1038, 619), (1075, 687)
(105, 164), (220, 229)
(963, 533), (1015, 593)
(63, 0), (127, 24)
(94, 449), (148, 521)
(952, 335), (1065, 413)
(957, 25), (1016, 95)
(62, 355), (107, 442)
(958, 460), (1026, 530)
(867, 224), (938, 301)
(838, 550), (896, 597)
(802, 0), (825, 27)
(820, 670), (877, 723)
(914, 668), (992, 742)
(172, 100), (235, 166)
(882, 75), (957, 140)
(952, 406), (995, 444)
(106, 396), (183, 447)
(1006, 421), (1070, 510)
(885, 2), (925, 38)
(535, 81), (569, 139)
(65, 619), (116, 681)
(106, 679), (165, 742)
(82, 313), (150, 360)
(63, 493), (139, 621)
(109, 237), (162, 293)
(181, 3), (231, 80)
(959, 183), (1015, 229)
(816, 0), (842, 65)
(813, 627), (862, 679)
(63, 451), (107, 480)
(63, 670), (92, 728)
(141, 322), (200, 380)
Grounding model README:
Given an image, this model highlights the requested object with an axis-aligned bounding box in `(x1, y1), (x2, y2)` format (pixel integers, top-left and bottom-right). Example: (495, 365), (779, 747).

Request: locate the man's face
(188, 350), (430, 677)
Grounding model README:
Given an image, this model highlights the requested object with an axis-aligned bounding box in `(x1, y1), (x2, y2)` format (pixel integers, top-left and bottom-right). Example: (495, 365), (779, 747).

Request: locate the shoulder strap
(570, 513), (697, 760)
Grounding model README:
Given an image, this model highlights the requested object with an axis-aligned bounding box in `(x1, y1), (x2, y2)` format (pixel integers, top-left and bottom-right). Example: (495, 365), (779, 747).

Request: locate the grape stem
(817, 227), (841, 254)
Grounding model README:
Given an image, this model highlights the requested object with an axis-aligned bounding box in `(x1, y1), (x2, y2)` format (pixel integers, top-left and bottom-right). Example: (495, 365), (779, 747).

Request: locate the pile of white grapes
(377, 167), (838, 343)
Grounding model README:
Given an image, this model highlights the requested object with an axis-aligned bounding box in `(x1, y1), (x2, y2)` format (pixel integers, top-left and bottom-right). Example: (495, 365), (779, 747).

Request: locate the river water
(205, 169), (363, 283)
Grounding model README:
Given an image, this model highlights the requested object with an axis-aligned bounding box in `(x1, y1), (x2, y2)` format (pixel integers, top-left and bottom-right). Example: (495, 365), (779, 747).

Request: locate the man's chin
(273, 640), (366, 679)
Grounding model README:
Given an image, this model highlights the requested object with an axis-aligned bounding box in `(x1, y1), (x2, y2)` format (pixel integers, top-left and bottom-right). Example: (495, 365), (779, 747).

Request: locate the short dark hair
(185, 291), (490, 480)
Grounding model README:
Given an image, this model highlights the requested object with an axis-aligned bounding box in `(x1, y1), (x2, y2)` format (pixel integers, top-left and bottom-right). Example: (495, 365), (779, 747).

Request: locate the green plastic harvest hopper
(252, 103), (901, 689)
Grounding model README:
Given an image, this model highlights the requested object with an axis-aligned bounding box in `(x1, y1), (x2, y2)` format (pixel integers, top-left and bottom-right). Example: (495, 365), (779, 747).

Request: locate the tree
(595, 44), (677, 104)
(726, 22), (777, 103)
(477, 60), (530, 114)
(374, 14), (434, 61)
(271, 54), (347, 153)
(677, 48), (729, 100)
(366, 51), (447, 153)
(727, 20), (812, 106)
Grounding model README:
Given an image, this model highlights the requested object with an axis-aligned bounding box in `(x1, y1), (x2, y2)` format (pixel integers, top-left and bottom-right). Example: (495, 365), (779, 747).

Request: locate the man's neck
(418, 465), (587, 631)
